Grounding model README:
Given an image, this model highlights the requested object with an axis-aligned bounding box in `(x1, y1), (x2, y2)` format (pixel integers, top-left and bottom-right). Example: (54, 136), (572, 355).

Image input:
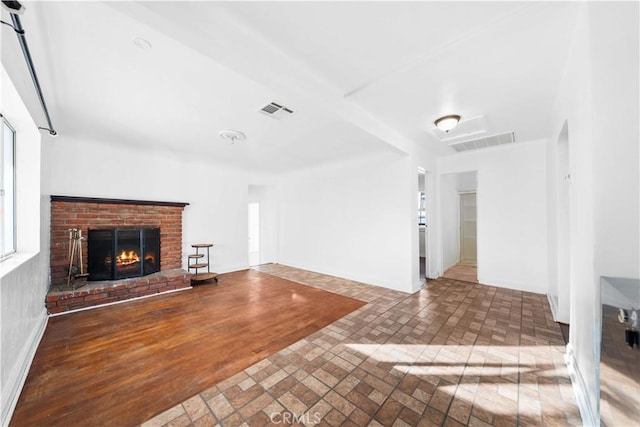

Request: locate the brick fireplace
(47, 196), (190, 314)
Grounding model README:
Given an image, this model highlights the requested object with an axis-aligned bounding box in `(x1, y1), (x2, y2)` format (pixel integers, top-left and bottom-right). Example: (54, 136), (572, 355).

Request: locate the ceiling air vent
(449, 131), (515, 152)
(259, 102), (294, 120)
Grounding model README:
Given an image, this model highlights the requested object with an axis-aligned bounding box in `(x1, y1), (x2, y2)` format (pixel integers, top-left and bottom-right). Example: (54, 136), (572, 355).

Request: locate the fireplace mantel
(50, 195), (189, 208)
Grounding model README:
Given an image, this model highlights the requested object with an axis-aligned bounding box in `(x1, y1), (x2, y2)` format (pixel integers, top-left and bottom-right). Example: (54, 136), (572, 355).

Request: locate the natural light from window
(345, 343), (575, 419)
(1, 115), (16, 259)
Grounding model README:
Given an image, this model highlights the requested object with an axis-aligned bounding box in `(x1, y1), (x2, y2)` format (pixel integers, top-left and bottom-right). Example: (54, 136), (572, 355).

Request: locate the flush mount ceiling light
(218, 130), (246, 144)
(434, 114), (461, 133)
(133, 37), (152, 50)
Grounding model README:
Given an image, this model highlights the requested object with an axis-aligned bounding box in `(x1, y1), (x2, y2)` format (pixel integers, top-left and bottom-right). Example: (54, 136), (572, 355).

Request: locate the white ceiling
(1, 1), (578, 172)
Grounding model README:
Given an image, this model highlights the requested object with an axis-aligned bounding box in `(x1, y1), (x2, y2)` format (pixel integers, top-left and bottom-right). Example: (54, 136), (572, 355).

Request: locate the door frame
(554, 121), (571, 324)
(458, 191), (477, 266)
(248, 201), (260, 266)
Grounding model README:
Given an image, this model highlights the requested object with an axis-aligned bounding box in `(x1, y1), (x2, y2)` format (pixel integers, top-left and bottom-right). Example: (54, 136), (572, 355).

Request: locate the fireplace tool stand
(67, 228), (89, 288)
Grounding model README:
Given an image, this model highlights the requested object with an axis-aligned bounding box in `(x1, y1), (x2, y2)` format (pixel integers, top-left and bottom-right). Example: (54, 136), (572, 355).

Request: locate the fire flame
(116, 250), (140, 266)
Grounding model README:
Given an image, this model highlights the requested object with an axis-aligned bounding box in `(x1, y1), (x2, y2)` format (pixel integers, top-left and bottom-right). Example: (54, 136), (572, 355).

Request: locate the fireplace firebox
(87, 228), (160, 281)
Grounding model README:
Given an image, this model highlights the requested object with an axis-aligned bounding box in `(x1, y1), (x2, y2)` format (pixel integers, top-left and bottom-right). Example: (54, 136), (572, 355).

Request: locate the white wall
(438, 140), (549, 294)
(589, 4), (639, 281)
(248, 185), (278, 265)
(457, 172), (477, 193)
(47, 136), (278, 275)
(548, 3), (640, 425)
(440, 174), (459, 271)
(0, 66), (49, 426)
(278, 151), (414, 293)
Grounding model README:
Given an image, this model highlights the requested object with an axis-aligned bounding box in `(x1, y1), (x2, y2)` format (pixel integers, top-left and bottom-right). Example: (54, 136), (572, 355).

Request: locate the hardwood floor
(10, 269), (365, 426)
(142, 264), (581, 427)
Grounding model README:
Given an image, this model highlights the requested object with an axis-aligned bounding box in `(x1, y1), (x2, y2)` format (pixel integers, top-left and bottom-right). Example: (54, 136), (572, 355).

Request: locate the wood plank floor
(10, 269), (366, 426)
(141, 264), (581, 427)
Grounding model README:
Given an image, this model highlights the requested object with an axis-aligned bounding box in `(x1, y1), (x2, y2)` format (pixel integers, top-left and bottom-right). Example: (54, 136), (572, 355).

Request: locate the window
(418, 191), (426, 226)
(1, 114), (16, 258)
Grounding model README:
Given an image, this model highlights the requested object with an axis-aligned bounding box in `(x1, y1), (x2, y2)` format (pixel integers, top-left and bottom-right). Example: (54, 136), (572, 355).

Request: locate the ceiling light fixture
(218, 130), (246, 144)
(434, 114), (461, 133)
(133, 37), (152, 50)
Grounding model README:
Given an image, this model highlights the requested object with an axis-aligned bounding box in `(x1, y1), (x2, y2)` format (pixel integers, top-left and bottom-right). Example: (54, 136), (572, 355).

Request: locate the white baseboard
(274, 259), (409, 293)
(1, 309), (48, 427)
(565, 343), (599, 427)
(548, 293), (559, 322)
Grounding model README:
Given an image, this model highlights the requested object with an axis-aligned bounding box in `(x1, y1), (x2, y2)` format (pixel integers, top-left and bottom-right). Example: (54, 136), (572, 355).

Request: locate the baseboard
(565, 343), (599, 427)
(443, 261), (458, 273)
(275, 259), (409, 293)
(479, 275), (547, 295)
(1, 309), (48, 427)
(547, 293), (559, 322)
(218, 264), (253, 274)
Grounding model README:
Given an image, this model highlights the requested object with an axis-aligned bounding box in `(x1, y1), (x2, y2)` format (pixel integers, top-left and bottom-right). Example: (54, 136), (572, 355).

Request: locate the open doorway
(248, 184), (277, 266)
(441, 171), (478, 283)
(418, 171), (428, 285)
(248, 202), (260, 266)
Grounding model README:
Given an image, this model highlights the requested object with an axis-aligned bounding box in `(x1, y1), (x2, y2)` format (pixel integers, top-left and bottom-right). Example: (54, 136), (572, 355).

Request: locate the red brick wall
(46, 269), (191, 314)
(51, 200), (186, 286)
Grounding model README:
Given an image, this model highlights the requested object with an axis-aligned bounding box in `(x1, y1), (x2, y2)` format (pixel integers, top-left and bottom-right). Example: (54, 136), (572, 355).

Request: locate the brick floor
(443, 264), (478, 284)
(140, 264), (580, 427)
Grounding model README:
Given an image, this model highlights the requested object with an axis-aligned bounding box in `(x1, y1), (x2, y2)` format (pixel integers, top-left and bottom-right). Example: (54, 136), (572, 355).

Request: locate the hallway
(443, 264), (478, 283)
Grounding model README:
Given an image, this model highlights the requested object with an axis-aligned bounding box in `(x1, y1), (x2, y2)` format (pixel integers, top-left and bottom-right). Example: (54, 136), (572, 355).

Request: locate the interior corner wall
(277, 152), (413, 293)
(438, 140), (549, 294)
(47, 136), (275, 275)
(440, 173), (460, 272)
(548, 3), (639, 424)
(424, 169), (439, 280)
(0, 66), (49, 426)
(588, 1), (639, 420)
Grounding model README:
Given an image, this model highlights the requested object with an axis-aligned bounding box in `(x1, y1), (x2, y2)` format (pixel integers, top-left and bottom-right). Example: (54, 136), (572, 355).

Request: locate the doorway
(441, 171), (478, 282)
(459, 192), (477, 266)
(248, 202), (260, 266)
(418, 171), (428, 284)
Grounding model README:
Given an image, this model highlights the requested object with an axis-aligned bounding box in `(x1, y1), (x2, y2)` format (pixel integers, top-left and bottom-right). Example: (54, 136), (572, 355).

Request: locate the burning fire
(116, 250), (140, 266)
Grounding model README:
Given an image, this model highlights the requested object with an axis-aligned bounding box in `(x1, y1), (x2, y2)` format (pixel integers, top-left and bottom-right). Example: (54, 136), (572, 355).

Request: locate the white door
(248, 202), (260, 266)
(459, 193), (477, 265)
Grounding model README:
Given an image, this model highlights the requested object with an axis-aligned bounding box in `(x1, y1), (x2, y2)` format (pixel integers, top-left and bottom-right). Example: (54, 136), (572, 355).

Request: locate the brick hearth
(46, 269), (191, 314)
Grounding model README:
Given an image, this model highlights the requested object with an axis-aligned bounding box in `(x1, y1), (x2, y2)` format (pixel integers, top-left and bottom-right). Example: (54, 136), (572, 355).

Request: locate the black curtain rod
(9, 12), (57, 136)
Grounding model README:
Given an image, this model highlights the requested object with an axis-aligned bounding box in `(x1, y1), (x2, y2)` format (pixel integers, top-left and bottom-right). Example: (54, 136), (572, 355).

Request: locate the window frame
(1, 114), (17, 260)
(418, 191), (426, 226)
